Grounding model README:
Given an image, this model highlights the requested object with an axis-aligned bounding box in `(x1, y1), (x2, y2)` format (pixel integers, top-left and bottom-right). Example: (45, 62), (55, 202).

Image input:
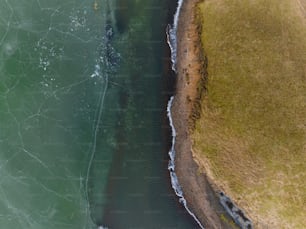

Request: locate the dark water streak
(99, 0), (200, 228)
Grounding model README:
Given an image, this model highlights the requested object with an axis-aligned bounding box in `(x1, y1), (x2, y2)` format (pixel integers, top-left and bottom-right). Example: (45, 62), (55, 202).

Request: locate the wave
(98, 226), (109, 229)
(166, 0), (184, 72)
(166, 1), (205, 228)
(167, 97), (205, 229)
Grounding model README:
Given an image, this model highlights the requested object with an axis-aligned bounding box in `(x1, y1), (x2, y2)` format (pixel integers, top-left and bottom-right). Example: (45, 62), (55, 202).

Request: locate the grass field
(192, 0), (306, 228)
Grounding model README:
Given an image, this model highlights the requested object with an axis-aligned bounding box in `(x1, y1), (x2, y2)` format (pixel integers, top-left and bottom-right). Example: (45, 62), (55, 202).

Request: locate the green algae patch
(192, 0), (306, 228)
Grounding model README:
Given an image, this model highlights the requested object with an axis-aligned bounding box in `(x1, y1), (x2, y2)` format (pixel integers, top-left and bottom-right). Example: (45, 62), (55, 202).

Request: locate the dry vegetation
(192, 0), (306, 228)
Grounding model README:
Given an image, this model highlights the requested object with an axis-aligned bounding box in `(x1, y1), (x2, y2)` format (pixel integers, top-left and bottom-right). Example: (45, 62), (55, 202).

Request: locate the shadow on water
(114, 0), (129, 34)
(98, 0), (201, 228)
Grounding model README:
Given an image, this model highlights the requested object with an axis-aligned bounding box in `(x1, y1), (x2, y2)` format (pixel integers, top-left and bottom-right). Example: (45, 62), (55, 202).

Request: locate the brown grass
(192, 0), (306, 228)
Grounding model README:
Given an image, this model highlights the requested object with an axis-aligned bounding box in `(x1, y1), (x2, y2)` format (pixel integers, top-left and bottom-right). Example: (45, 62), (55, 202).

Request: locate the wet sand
(171, 0), (236, 228)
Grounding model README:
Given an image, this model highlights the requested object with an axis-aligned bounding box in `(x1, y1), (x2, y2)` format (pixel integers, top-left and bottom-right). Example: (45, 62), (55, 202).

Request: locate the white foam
(166, 0), (184, 72)
(167, 97), (205, 229)
(91, 64), (101, 78)
(98, 226), (108, 229)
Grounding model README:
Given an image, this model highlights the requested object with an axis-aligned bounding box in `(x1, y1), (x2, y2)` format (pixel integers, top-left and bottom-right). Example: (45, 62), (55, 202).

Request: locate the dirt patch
(171, 0), (237, 228)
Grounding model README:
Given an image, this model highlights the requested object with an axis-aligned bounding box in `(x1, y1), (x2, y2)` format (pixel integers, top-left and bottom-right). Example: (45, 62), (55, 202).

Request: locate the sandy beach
(171, 0), (236, 228)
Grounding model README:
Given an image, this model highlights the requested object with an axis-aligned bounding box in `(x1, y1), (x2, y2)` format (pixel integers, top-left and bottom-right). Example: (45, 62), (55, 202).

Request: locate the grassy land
(192, 0), (306, 228)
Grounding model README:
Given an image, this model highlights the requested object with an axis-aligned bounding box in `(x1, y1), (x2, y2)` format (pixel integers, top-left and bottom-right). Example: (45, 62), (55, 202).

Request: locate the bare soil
(171, 0), (236, 228)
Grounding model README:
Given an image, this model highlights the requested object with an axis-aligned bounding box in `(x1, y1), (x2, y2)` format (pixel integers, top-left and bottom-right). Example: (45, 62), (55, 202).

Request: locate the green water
(0, 0), (199, 228)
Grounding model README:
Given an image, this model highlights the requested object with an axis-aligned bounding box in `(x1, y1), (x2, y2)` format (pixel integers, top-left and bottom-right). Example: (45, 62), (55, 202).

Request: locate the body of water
(0, 0), (199, 228)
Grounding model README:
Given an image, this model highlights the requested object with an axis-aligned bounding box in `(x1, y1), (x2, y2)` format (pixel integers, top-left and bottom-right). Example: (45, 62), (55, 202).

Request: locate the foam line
(166, 0), (184, 72)
(98, 226), (109, 229)
(167, 97), (205, 229)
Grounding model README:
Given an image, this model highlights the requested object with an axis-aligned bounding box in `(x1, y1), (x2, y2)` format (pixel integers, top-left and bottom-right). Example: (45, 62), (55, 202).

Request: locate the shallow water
(0, 0), (199, 228)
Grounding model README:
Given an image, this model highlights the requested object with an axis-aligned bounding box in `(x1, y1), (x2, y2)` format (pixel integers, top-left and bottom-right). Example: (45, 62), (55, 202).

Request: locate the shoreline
(172, 0), (306, 228)
(171, 0), (236, 228)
